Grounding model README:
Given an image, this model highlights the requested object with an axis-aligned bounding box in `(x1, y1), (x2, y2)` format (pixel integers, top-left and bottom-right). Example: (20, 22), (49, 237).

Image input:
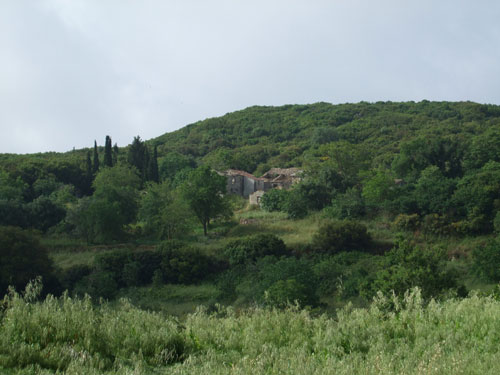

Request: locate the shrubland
(1, 281), (500, 374)
(1, 101), (500, 372)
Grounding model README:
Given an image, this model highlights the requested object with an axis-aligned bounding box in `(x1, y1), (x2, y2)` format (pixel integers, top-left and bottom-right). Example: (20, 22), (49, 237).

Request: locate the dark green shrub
(312, 220), (371, 254)
(0, 226), (55, 295)
(494, 211), (500, 233)
(264, 279), (311, 308)
(392, 213), (420, 231)
(367, 239), (463, 299)
(78, 270), (118, 300)
(261, 189), (289, 212)
(282, 189), (308, 219)
(158, 241), (221, 284)
(472, 238), (500, 282)
(324, 188), (365, 219)
(256, 257), (319, 307)
(58, 264), (92, 291)
(95, 249), (163, 288)
(422, 214), (451, 235)
(224, 234), (288, 265)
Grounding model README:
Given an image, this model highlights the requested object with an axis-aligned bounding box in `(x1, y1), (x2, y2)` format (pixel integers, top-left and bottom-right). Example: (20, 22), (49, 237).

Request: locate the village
(220, 167), (302, 204)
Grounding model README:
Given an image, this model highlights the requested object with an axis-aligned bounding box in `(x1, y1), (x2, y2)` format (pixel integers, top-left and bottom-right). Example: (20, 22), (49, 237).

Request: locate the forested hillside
(1, 100), (500, 373)
(0, 101), (500, 306)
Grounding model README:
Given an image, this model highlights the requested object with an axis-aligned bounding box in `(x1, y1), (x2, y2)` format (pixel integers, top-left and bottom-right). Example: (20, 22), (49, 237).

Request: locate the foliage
(312, 220), (372, 254)
(323, 187), (365, 219)
(0, 227), (55, 295)
(472, 237), (500, 282)
(223, 234), (288, 265)
(260, 188), (289, 212)
(180, 166), (230, 235)
(367, 239), (463, 299)
(0, 281), (187, 373)
(68, 165), (141, 243)
(392, 213), (420, 231)
(158, 152), (196, 181)
(138, 182), (192, 240)
(2, 285), (500, 374)
(158, 241), (222, 284)
(281, 188), (308, 219)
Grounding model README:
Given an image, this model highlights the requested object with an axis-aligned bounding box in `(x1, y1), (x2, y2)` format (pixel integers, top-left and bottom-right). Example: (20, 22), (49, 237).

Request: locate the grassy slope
(1, 284), (499, 374)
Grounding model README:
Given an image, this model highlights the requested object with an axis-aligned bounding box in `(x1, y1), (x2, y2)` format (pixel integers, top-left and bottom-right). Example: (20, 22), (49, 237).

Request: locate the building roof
(261, 168), (303, 178)
(223, 169), (266, 181)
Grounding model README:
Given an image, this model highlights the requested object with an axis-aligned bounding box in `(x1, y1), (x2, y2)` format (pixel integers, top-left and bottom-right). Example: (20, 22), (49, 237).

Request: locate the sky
(1, 0), (500, 154)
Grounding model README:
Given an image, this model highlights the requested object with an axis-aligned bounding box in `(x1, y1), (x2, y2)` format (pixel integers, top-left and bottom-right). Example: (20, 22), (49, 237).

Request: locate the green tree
(112, 143), (119, 165)
(181, 166), (230, 235)
(104, 135), (113, 168)
(159, 152), (196, 181)
(127, 136), (146, 181)
(0, 170), (26, 201)
(148, 146), (159, 183)
(138, 182), (191, 239)
(92, 140), (100, 174)
(368, 239), (462, 299)
(413, 166), (456, 215)
(69, 165), (141, 243)
(0, 226), (55, 294)
(85, 150), (93, 194)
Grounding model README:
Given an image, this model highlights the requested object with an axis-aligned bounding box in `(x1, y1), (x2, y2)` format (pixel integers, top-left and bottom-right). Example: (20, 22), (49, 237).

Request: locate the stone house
(222, 167), (302, 201)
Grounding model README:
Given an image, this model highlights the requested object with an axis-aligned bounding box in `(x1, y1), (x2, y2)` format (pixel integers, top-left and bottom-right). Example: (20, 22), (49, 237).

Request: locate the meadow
(1, 281), (499, 374)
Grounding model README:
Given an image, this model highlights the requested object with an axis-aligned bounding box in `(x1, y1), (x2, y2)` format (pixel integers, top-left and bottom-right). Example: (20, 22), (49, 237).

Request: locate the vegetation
(1, 281), (499, 374)
(1, 101), (500, 372)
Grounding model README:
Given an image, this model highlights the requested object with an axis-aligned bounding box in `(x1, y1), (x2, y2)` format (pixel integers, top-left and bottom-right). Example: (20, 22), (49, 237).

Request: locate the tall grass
(1, 281), (500, 374)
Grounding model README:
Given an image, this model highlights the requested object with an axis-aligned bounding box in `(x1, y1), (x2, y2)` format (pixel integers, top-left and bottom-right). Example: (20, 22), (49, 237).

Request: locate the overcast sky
(1, 0), (500, 154)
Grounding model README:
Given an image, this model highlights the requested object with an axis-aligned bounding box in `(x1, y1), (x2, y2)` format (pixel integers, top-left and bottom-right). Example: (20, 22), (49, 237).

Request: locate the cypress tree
(92, 140), (100, 174)
(112, 143), (119, 165)
(127, 136), (146, 176)
(143, 146), (151, 181)
(104, 135), (113, 167)
(149, 145), (159, 183)
(85, 150), (93, 194)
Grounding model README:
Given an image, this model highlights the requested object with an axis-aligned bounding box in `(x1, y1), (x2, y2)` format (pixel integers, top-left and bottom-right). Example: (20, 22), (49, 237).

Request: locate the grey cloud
(1, 0), (500, 153)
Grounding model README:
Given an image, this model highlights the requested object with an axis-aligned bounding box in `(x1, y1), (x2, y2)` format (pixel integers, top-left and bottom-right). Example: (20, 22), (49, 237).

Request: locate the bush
(367, 239), (463, 299)
(392, 213), (420, 231)
(261, 189), (289, 212)
(0, 226), (55, 295)
(421, 214), (452, 235)
(158, 241), (222, 284)
(472, 238), (500, 282)
(312, 220), (372, 254)
(282, 189), (309, 219)
(494, 211), (500, 233)
(94, 249), (163, 288)
(253, 256), (320, 307)
(223, 234), (288, 265)
(58, 264), (92, 292)
(324, 188), (365, 219)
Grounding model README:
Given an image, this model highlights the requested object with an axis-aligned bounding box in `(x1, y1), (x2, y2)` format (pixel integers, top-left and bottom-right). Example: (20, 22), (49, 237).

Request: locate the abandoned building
(222, 168), (303, 201)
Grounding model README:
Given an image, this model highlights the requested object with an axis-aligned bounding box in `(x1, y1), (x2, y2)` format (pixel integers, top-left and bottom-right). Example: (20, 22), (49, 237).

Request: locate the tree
(0, 170), (26, 201)
(0, 226), (55, 295)
(138, 182), (191, 239)
(368, 239), (462, 299)
(85, 150), (93, 194)
(159, 152), (196, 181)
(112, 143), (119, 165)
(148, 145), (159, 183)
(181, 166), (230, 235)
(69, 165), (141, 243)
(127, 136), (146, 180)
(92, 140), (100, 174)
(104, 135), (113, 168)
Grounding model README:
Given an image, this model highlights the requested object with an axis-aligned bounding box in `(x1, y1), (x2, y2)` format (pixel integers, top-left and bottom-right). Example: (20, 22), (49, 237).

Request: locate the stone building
(222, 167), (302, 201)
